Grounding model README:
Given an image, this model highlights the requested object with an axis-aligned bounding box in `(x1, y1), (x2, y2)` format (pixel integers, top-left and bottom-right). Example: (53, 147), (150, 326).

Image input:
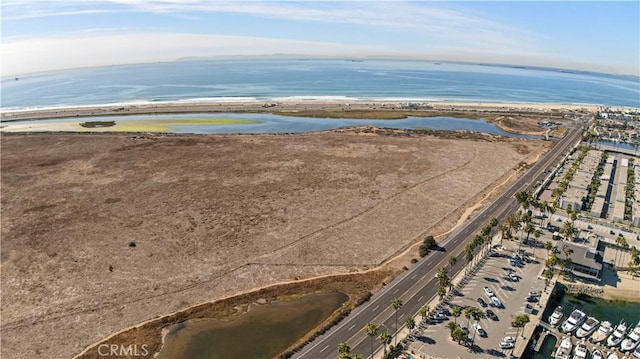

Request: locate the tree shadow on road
(416, 335), (436, 345)
(468, 344), (485, 354)
(486, 349), (506, 357)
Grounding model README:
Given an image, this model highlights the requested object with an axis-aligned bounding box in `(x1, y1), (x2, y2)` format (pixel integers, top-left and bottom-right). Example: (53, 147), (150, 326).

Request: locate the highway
(293, 125), (584, 359)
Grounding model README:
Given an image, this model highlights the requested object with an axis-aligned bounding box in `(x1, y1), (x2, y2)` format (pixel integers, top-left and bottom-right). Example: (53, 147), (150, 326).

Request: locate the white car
(508, 272), (519, 281)
(502, 336), (515, 343)
(491, 296), (503, 308)
(483, 287), (495, 297)
(500, 341), (515, 349)
(472, 322), (487, 337)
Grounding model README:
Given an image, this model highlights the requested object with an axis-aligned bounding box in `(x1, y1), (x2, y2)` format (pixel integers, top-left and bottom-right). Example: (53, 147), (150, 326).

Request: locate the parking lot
(408, 243), (546, 359)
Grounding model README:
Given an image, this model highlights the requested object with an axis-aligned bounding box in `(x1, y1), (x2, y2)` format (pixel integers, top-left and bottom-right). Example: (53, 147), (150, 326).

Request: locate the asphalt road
(293, 126), (583, 359)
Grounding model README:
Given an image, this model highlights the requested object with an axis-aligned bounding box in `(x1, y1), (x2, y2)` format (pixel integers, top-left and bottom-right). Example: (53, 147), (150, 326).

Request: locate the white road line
(393, 288), (399, 295)
(373, 305), (380, 312)
(411, 274), (417, 279)
(319, 345), (329, 353)
(418, 295), (424, 302)
(348, 324), (356, 331)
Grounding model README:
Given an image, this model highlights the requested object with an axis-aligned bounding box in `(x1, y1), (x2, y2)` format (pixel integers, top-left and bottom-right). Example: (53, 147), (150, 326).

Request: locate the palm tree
(419, 304), (430, 322)
(470, 308), (485, 346)
(513, 314), (531, 338)
(521, 222), (535, 252)
(544, 241), (554, 255)
(446, 320), (458, 334)
(464, 306), (475, 329)
(406, 317), (416, 334)
(561, 221), (575, 241)
(561, 246), (574, 277)
(464, 245), (474, 274)
(338, 342), (351, 359)
(391, 297), (403, 344)
(365, 322), (378, 359)
(451, 305), (462, 324)
(532, 228), (542, 257)
(379, 331), (392, 357)
(449, 255), (457, 274)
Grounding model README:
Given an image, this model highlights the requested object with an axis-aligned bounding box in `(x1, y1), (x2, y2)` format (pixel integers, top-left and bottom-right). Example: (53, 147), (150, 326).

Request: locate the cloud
(1, 0), (539, 54)
(0, 32), (391, 75)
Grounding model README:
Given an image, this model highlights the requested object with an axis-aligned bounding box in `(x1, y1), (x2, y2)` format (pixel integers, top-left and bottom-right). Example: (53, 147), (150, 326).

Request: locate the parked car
(483, 287), (495, 297)
(477, 297), (488, 308)
(432, 312), (448, 321)
(473, 322), (487, 337)
(526, 295), (539, 303)
(489, 251), (499, 257)
(502, 336), (515, 343)
(491, 296), (503, 308)
(500, 341), (515, 349)
(508, 272), (519, 282)
(486, 309), (498, 321)
(508, 259), (517, 266)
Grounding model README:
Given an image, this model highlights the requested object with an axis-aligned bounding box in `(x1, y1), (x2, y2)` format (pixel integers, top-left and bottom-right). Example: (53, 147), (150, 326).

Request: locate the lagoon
(0, 113), (537, 138)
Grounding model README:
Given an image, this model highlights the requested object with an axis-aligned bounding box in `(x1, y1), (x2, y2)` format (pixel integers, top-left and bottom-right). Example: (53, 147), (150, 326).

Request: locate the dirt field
(1, 128), (550, 358)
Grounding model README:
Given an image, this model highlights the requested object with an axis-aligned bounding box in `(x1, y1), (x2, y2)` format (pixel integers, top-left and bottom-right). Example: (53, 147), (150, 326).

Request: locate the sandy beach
(0, 100), (606, 122)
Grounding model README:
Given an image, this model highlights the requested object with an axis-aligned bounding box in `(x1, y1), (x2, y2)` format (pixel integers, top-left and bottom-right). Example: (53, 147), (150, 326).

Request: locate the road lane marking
(373, 305), (380, 311)
(418, 295), (424, 301)
(411, 274), (417, 279)
(348, 324), (356, 331)
(393, 288), (399, 295)
(319, 345), (329, 353)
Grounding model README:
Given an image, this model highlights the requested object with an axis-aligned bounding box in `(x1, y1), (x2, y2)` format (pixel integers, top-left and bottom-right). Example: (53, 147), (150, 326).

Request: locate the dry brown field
(1, 128), (550, 358)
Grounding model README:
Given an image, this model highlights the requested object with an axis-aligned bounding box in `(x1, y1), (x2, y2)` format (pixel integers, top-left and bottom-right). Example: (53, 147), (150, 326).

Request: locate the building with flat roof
(557, 239), (604, 281)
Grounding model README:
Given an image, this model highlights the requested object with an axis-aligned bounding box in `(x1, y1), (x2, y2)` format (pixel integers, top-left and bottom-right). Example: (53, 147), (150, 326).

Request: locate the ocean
(2, 59), (639, 110)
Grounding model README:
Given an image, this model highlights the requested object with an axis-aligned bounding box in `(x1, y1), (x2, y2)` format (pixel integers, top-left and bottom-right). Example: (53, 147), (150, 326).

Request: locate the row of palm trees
(339, 297), (421, 359)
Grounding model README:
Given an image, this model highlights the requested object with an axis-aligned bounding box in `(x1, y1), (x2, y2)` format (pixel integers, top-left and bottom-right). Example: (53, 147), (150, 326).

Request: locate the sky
(1, 1), (639, 76)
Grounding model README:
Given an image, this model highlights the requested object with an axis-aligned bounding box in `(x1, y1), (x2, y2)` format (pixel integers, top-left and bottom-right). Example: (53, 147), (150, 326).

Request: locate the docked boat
(573, 341), (588, 359)
(592, 348), (604, 359)
(634, 344), (640, 358)
(549, 306), (564, 326)
(621, 321), (640, 352)
(608, 321), (628, 348)
(561, 309), (587, 334)
(556, 337), (574, 359)
(577, 316), (600, 339)
(606, 352), (618, 359)
(592, 321), (615, 343)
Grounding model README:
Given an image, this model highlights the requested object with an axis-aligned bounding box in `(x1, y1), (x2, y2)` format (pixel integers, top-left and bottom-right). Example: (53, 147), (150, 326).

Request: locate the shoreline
(0, 100), (609, 123)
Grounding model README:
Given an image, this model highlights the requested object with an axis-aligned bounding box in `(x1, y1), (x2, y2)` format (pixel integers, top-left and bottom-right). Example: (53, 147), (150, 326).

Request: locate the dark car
(526, 295), (539, 303)
(477, 297), (488, 308)
(486, 309), (498, 321)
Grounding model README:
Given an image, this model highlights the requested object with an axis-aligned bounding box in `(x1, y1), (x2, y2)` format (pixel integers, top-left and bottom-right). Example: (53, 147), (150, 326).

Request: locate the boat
(608, 321), (628, 347)
(561, 309), (587, 333)
(549, 306), (564, 326)
(593, 348), (604, 359)
(592, 321), (615, 343)
(633, 344), (640, 358)
(607, 352), (618, 359)
(621, 321), (640, 352)
(556, 337), (574, 359)
(573, 341), (588, 359)
(577, 317), (601, 339)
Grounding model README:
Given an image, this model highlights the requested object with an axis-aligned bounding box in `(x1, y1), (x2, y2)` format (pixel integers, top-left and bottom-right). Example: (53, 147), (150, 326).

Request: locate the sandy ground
(1, 127), (550, 359)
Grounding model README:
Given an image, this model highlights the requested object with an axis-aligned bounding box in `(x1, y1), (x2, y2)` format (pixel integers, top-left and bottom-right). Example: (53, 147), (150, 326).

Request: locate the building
(556, 239), (604, 281)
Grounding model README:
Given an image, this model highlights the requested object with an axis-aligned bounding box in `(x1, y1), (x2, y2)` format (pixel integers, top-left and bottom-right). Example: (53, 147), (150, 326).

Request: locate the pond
(156, 291), (348, 359)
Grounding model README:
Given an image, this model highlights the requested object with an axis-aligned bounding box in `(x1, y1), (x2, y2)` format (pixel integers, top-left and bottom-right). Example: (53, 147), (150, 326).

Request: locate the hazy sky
(2, 1), (639, 76)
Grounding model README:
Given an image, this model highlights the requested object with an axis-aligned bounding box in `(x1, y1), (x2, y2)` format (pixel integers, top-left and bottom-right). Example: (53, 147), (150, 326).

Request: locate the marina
(525, 287), (640, 359)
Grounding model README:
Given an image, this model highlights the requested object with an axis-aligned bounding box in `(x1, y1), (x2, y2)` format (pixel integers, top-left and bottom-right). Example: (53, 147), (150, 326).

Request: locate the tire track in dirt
(252, 148), (480, 263)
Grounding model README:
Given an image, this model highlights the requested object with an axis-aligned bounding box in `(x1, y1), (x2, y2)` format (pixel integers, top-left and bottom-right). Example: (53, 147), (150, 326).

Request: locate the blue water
(2, 59), (639, 110)
(1, 113), (537, 137)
